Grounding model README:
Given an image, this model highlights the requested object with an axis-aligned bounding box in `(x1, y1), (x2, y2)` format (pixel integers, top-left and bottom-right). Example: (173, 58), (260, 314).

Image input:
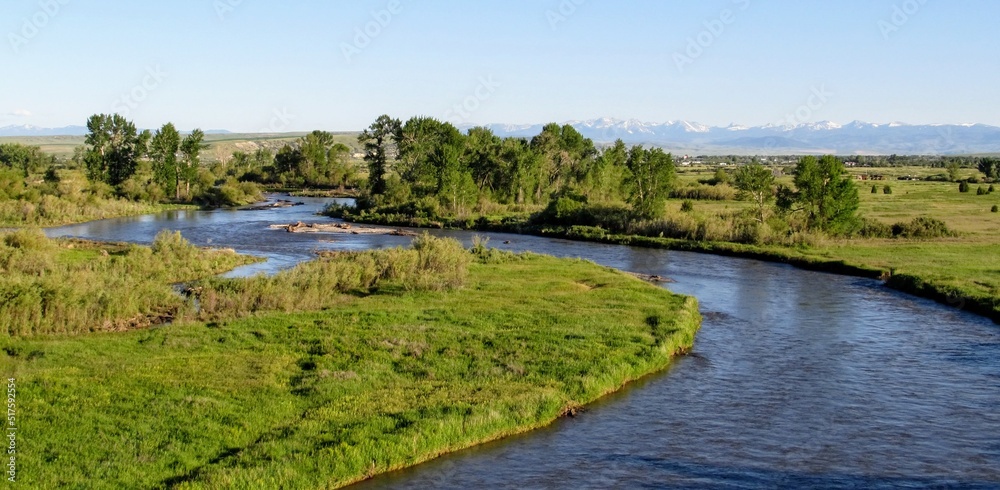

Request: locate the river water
(46, 196), (1000, 489)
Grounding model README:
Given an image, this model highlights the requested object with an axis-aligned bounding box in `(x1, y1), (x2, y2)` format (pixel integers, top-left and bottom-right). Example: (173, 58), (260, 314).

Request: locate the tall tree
(786, 155), (859, 234)
(499, 137), (542, 204)
(359, 115), (401, 195)
(0, 143), (47, 177)
(396, 117), (463, 194)
(149, 123), (181, 198)
(587, 140), (628, 202)
(298, 130), (336, 184)
(625, 146), (675, 220)
(464, 126), (503, 193)
(733, 160), (776, 223)
(274, 144), (304, 176)
(530, 123), (596, 192)
(978, 157), (999, 180)
(433, 144), (477, 215)
(180, 129), (207, 198)
(84, 114), (143, 186)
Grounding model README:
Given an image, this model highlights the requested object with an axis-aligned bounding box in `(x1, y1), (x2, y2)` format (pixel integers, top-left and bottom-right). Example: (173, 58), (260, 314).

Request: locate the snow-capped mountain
(5, 119), (999, 154)
(466, 118), (1000, 155)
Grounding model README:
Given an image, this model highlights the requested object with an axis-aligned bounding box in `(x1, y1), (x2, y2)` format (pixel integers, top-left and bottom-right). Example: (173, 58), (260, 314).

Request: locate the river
(46, 196), (1000, 489)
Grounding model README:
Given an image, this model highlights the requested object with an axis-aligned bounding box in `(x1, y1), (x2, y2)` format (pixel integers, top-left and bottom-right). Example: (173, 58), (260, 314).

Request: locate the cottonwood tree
(587, 139), (628, 202)
(733, 160), (775, 223)
(0, 143), (49, 177)
(395, 117), (464, 194)
(433, 144), (477, 215)
(149, 123), (181, 198)
(464, 126), (504, 193)
(625, 146), (675, 220)
(359, 114), (401, 195)
(978, 157), (999, 180)
(530, 123), (596, 193)
(782, 155), (860, 234)
(84, 114), (143, 186)
(180, 129), (207, 197)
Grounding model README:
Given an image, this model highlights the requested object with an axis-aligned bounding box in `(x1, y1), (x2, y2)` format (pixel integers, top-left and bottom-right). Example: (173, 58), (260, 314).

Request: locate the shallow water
(46, 196), (1000, 488)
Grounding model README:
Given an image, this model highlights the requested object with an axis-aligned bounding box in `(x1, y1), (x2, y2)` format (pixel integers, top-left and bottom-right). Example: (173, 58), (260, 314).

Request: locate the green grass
(0, 229), (260, 336)
(0, 253), (699, 488)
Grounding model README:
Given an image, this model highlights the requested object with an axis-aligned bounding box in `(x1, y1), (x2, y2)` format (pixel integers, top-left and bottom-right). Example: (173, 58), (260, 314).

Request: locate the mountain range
(3, 119), (999, 155)
(468, 118), (1000, 155)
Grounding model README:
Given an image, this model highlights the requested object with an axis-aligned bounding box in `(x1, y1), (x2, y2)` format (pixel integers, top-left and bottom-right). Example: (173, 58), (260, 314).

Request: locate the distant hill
(0, 124), (88, 137)
(0, 125), (233, 137)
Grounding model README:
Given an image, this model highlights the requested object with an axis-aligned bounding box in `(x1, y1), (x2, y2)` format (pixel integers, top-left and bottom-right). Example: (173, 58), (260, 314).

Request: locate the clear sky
(2, 0), (999, 132)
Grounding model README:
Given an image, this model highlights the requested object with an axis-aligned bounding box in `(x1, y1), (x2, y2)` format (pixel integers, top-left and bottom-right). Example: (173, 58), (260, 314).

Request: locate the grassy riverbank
(0, 229), (259, 335)
(0, 235), (699, 488)
(330, 168), (1000, 323)
(0, 193), (197, 227)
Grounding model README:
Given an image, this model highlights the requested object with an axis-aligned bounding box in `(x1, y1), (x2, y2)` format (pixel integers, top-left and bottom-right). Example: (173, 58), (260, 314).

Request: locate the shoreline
(343, 295), (701, 488)
(334, 212), (1000, 324)
(2, 252), (701, 487)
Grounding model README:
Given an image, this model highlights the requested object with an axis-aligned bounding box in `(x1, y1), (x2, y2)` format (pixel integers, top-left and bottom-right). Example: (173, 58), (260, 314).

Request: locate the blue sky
(2, 0), (998, 131)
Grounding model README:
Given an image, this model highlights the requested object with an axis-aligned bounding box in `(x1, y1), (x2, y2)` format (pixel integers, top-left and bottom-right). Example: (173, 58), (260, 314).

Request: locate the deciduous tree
(733, 160), (775, 223)
(624, 146), (674, 220)
(84, 114), (143, 186)
(359, 115), (401, 195)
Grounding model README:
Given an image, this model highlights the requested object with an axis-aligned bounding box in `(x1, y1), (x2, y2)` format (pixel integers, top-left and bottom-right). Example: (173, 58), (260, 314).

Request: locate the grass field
(0, 236), (699, 488)
(666, 165), (1000, 319)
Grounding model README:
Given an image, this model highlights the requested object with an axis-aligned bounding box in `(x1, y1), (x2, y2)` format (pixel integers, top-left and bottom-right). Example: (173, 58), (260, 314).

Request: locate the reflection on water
(46, 195), (1000, 488)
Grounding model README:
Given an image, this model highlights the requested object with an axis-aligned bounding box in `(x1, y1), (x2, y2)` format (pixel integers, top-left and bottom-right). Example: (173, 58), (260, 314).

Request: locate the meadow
(0, 233), (699, 488)
(667, 165), (1000, 319)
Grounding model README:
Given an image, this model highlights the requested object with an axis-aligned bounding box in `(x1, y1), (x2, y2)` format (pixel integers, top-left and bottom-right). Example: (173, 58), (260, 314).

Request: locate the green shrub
(992, 205), (999, 213)
(959, 181), (970, 193)
(680, 200), (694, 212)
(195, 234), (471, 320)
(871, 185), (878, 194)
(989, 184), (995, 193)
(883, 185), (892, 195)
(671, 183), (736, 201)
(891, 216), (956, 239)
(977, 186), (988, 196)
(857, 218), (892, 239)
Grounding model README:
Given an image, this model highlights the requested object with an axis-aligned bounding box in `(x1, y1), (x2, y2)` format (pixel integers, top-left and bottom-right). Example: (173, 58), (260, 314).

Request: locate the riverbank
(0, 196), (198, 227)
(0, 237), (699, 488)
(0, 229), (260, 335)
(331, 210), (1000, 323)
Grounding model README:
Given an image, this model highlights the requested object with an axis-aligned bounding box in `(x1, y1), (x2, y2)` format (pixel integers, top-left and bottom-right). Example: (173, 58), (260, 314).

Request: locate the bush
(871, 185), (878, 194)
(992, 205), (998, 213)
(857, 218), (892, 239)
(989, 185), (995, 193)
(671, 183), (736, 201)
(959, 181), (970, 193)
(680, 200), (694, 212)
(977, 186), (988, 196)
(409, 233), (470, 291)
(194, 234), (470, 319)
(536, 190), (587, 226)
(883, 185), (892, 195)
(891, 216), (956, 239)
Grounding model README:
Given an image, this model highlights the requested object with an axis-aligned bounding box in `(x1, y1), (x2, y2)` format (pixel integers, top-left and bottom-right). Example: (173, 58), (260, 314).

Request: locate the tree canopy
(84, 114), (144, 186)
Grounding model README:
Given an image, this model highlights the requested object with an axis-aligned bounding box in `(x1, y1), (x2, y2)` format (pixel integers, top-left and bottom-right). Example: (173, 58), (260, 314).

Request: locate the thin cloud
(9, 109), (32, 117)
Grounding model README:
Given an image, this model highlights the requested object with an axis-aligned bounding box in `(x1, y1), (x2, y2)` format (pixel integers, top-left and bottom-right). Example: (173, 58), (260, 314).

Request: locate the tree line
(353, 114), (864, 236)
